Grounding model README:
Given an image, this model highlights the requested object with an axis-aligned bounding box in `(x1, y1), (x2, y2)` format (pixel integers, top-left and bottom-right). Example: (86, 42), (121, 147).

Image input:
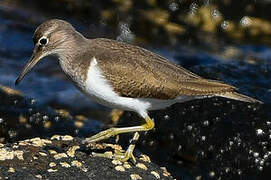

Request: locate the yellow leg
(83, 115), (154, 162)
(83, 115), (154, 143)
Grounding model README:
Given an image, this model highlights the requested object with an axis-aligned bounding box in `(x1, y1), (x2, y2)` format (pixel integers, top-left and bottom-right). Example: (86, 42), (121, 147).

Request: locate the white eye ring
(38, 36), (49, 46)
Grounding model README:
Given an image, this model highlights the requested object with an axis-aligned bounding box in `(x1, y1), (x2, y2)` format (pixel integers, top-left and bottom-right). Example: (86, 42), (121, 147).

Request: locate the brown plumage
(78, 38), (259, 103)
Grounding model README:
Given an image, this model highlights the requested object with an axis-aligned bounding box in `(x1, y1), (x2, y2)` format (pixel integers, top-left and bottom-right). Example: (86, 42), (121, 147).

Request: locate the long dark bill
(15, 52), (42, 85)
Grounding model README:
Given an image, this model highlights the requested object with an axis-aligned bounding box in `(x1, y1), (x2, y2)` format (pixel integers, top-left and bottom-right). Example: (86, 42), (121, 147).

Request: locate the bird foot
(91, 148), (136, 163)
(82, 128), (117, 144)
(84, 132), (140, 163)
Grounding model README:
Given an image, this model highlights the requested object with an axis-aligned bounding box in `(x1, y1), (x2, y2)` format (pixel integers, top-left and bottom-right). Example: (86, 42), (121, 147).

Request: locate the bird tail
(218, 92), (263, 104)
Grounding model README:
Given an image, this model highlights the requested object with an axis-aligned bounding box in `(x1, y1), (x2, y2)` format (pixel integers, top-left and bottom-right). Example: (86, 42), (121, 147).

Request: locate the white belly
(85, 57), (199, 115)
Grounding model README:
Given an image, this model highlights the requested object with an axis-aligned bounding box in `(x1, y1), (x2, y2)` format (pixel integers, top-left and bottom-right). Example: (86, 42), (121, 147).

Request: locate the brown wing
(88, 38), (236, 99)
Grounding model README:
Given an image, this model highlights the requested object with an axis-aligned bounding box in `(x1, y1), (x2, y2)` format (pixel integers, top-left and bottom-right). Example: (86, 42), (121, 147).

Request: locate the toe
(83, 128), (117, 144)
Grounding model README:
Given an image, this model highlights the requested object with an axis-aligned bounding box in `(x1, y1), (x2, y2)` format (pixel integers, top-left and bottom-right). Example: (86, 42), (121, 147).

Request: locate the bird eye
(38, 37), (48, 46)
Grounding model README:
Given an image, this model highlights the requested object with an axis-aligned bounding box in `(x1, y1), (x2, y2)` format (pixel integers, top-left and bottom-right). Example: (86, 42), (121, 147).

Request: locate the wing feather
(88, 38), (236, 99)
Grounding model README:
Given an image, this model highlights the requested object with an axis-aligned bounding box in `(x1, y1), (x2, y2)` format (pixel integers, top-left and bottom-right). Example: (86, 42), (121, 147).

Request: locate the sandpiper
(15, 19), (262, 163)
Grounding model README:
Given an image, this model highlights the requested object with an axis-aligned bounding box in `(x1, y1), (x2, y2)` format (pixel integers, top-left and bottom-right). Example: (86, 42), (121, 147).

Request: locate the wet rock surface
(0, 88), (172, 180)
(119, 100), (270, 180)
(0, 135), (172, 180)
(0, 85), (102, 143)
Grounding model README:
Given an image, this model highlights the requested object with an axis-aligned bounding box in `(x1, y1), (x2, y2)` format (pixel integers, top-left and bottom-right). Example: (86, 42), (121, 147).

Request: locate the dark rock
(0, 135), (172, 180)
(0, 85), (102, 143)
(0, 86), (173, 179)
(118, 98), (270, 180)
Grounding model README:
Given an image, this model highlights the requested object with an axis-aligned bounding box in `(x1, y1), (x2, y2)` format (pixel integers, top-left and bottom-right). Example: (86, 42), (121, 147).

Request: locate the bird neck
(57, 35), (90, 89)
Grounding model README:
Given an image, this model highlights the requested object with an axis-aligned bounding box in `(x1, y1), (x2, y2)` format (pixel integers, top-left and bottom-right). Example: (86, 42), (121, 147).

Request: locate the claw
(85, 132), (140, 163)
(115, 150), (136, 164)
(91, 149), (136, 163)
